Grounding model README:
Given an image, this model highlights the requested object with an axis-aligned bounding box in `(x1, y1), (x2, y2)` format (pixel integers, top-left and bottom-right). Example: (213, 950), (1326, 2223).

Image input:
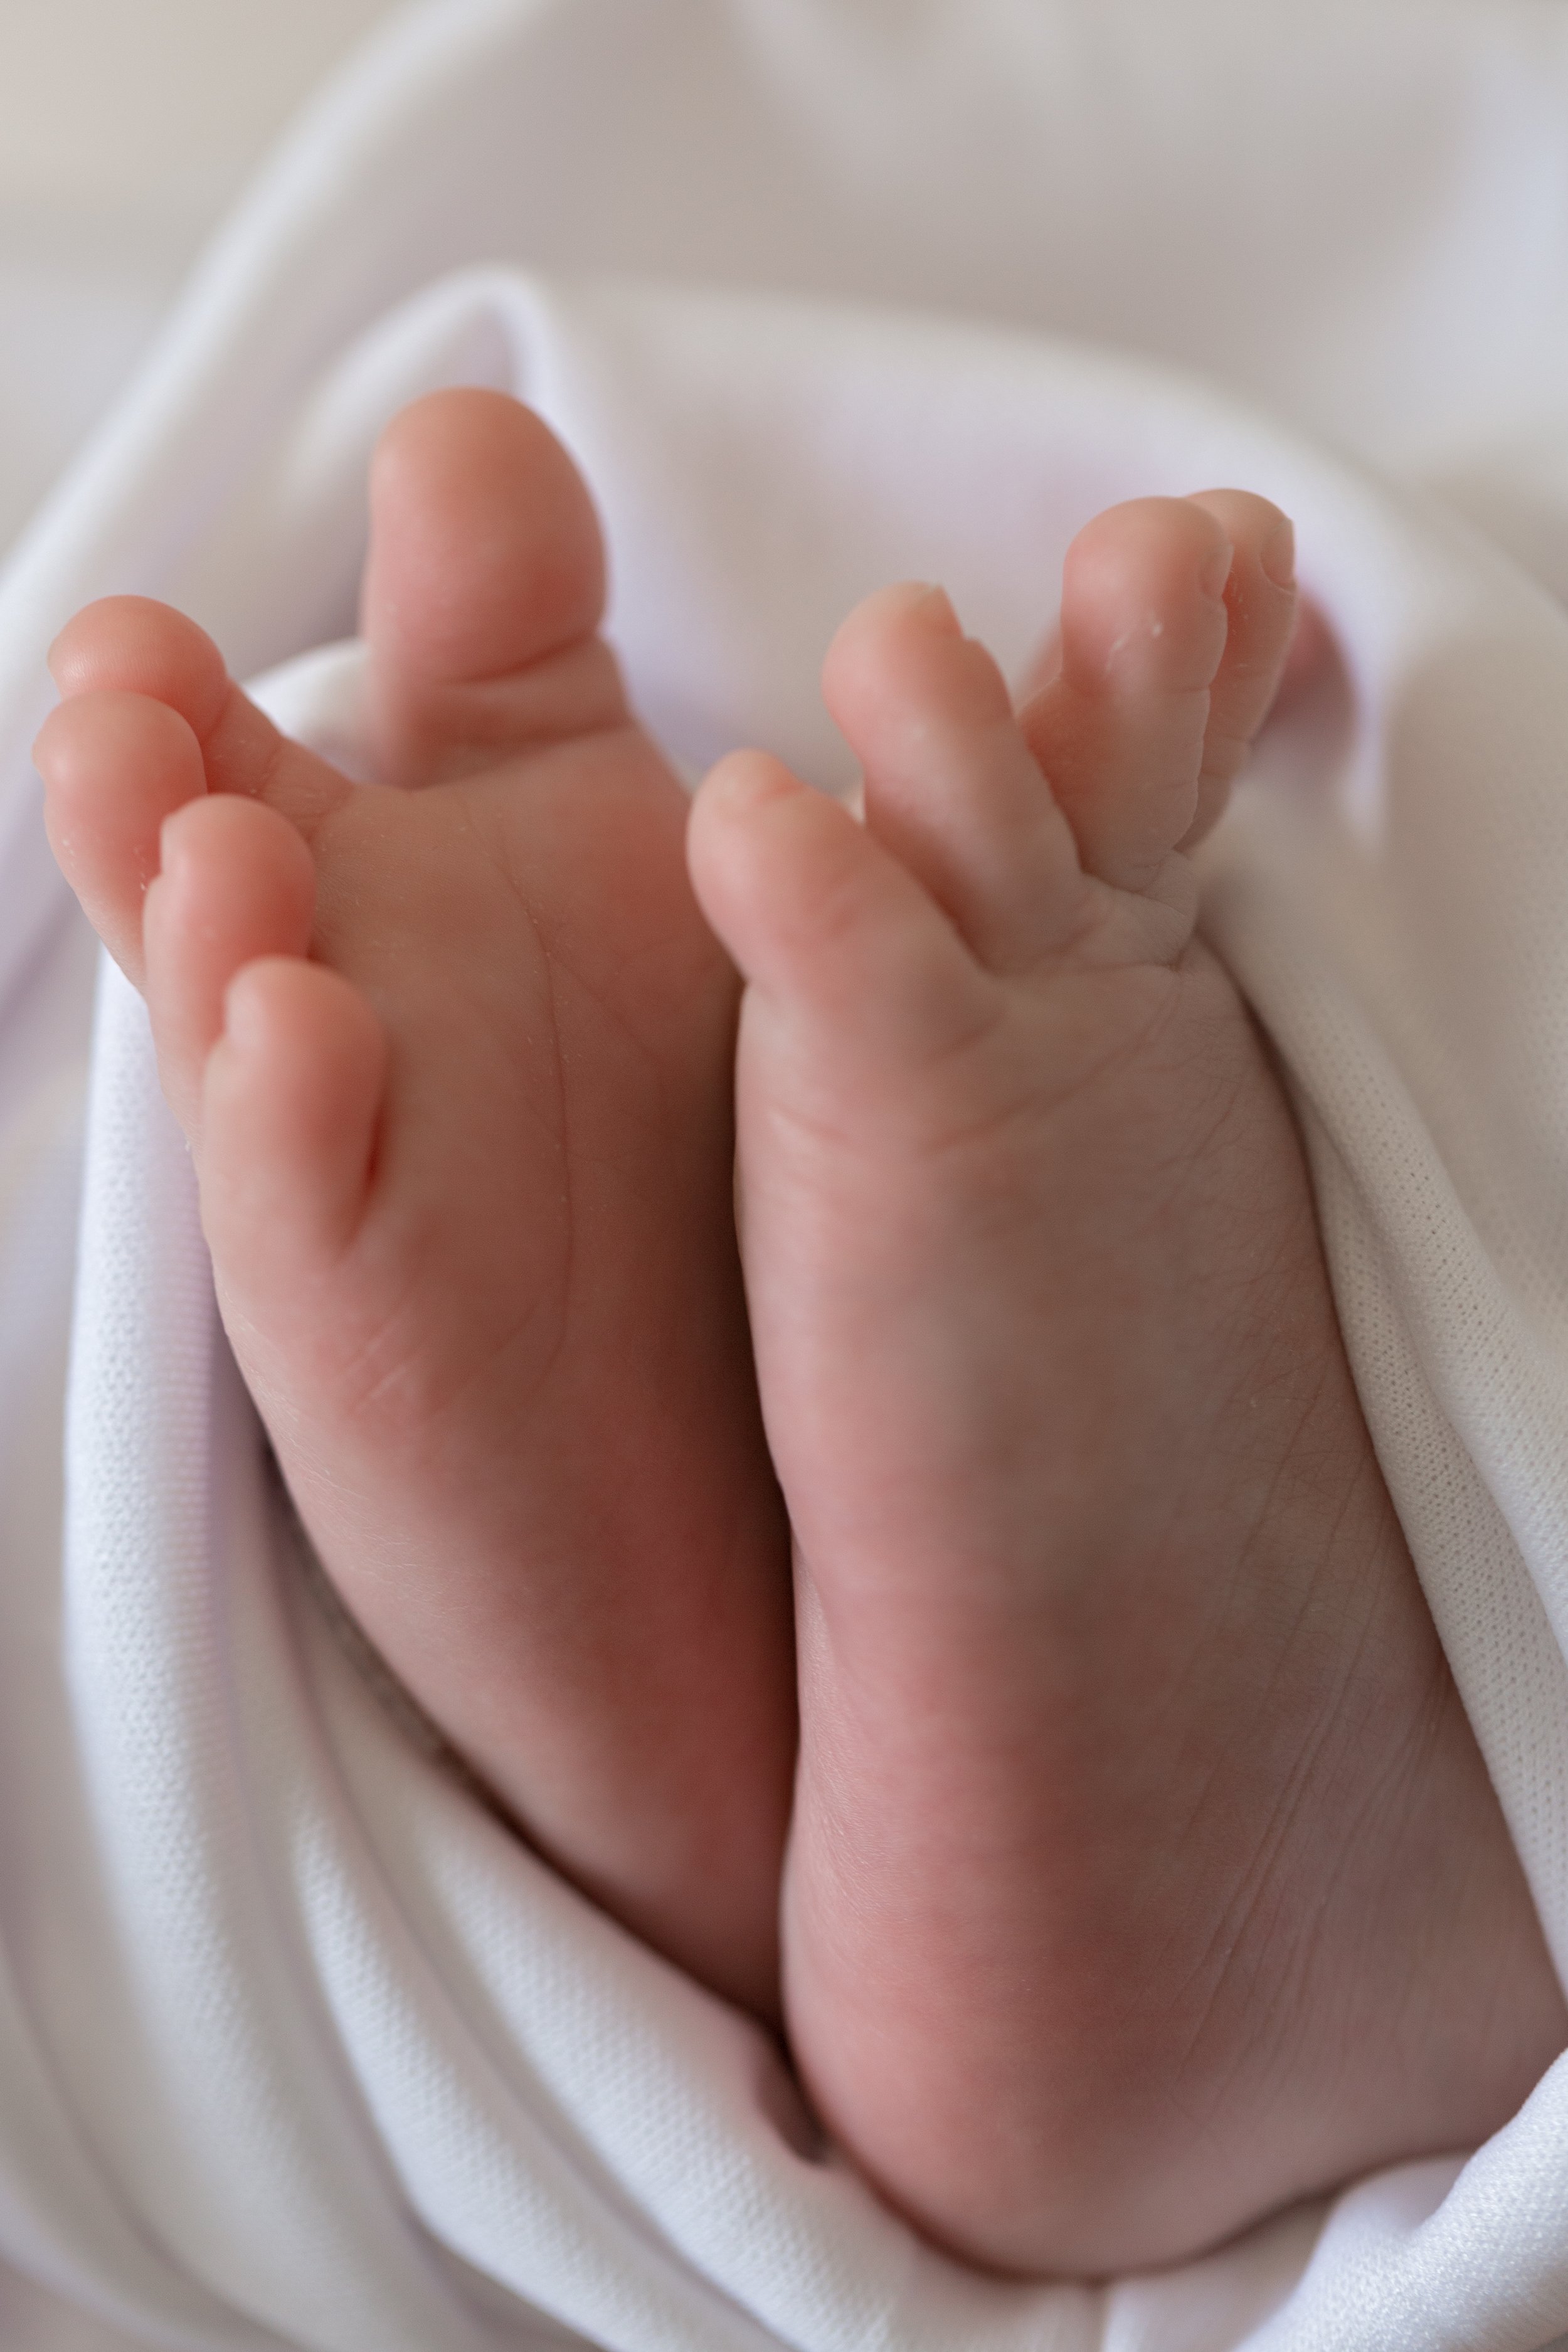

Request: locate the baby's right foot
(37, 393), (794, 2017)
(689, 494), (1566, 2270)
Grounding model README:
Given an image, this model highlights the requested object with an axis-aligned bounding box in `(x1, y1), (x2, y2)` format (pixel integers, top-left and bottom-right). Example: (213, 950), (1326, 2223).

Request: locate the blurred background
(4, 0), (1565, 593)
(0, 0), (402, 550)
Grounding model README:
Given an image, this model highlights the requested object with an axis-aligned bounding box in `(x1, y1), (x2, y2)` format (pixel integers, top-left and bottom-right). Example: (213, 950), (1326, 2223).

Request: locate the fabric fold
(4, 3), (1568, 2345)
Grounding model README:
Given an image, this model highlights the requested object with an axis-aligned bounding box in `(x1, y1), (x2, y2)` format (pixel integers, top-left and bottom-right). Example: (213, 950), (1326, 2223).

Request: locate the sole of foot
(688, 490), (1566, 2271)
(38, 390), (795, 2020)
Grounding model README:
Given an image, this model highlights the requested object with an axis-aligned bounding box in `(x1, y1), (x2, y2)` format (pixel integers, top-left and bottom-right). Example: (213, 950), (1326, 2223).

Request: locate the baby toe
(1179, 490), (1297, 850)
(821, 583), (1089, 973)
(36, 687), (208, 983)
(1019, 497), (1233, 894)
(50, 595), (231, 732)
(143, 793), (315, 1140)
(361, 389), (631, 785)
(202, 958), (386, 1276)
(688, 749), (996, 1088)
(49, 593), (351, 836)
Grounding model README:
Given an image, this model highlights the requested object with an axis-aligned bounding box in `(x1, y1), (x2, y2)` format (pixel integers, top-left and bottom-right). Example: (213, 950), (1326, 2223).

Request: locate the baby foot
(688, 494), (1567, 2270)
(38, 391), (793, 2017)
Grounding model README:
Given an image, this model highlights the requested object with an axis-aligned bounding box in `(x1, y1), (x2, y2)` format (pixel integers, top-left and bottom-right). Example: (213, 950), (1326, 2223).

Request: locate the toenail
(709, 752), (797, 809)
(1260, 518), (1296, 590)
(875, 582), (961, 635)
(909, 585), (962, 635)
(1200, 544), (1234, 601)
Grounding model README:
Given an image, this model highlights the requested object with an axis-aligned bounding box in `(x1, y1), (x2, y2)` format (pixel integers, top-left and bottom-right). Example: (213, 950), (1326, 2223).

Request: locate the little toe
(36, 688), (208, 982)
(1179, 490), (1296, 849)
(1019, 497), (1233, 894)
(143, 793), (315, 1140)
(361, 389), (632, 785)
(821, 585), (1090, 973)
(202, 957), (386, 1280)
(688, 750), (996, 1079)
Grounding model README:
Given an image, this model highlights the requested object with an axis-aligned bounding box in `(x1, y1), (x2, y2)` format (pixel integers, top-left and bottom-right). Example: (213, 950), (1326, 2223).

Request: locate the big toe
(361, 389), (631, 785)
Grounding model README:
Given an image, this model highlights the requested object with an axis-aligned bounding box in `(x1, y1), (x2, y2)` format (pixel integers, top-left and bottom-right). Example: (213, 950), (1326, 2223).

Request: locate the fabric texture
(1, 1), (1568, 2343)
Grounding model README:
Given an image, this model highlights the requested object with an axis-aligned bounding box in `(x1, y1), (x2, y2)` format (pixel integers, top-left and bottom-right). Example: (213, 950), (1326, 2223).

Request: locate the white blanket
(3, 1), (1568, 2344)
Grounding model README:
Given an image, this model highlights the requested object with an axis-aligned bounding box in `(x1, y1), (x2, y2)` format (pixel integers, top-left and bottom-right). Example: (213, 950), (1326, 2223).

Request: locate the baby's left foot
(689, 492), (1566, 2274)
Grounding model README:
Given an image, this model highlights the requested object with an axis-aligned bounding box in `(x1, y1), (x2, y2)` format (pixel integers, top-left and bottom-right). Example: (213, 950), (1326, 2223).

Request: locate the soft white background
(0, 0), (401, 550)
(4, 6), (1568, 2348)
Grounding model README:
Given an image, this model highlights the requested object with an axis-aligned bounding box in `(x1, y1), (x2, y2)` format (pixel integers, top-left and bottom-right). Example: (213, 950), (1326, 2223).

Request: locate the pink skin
(687, 492), (1567, 2273)
(37, 391), (1564, 2277)
(37, 391), (794, 2021)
